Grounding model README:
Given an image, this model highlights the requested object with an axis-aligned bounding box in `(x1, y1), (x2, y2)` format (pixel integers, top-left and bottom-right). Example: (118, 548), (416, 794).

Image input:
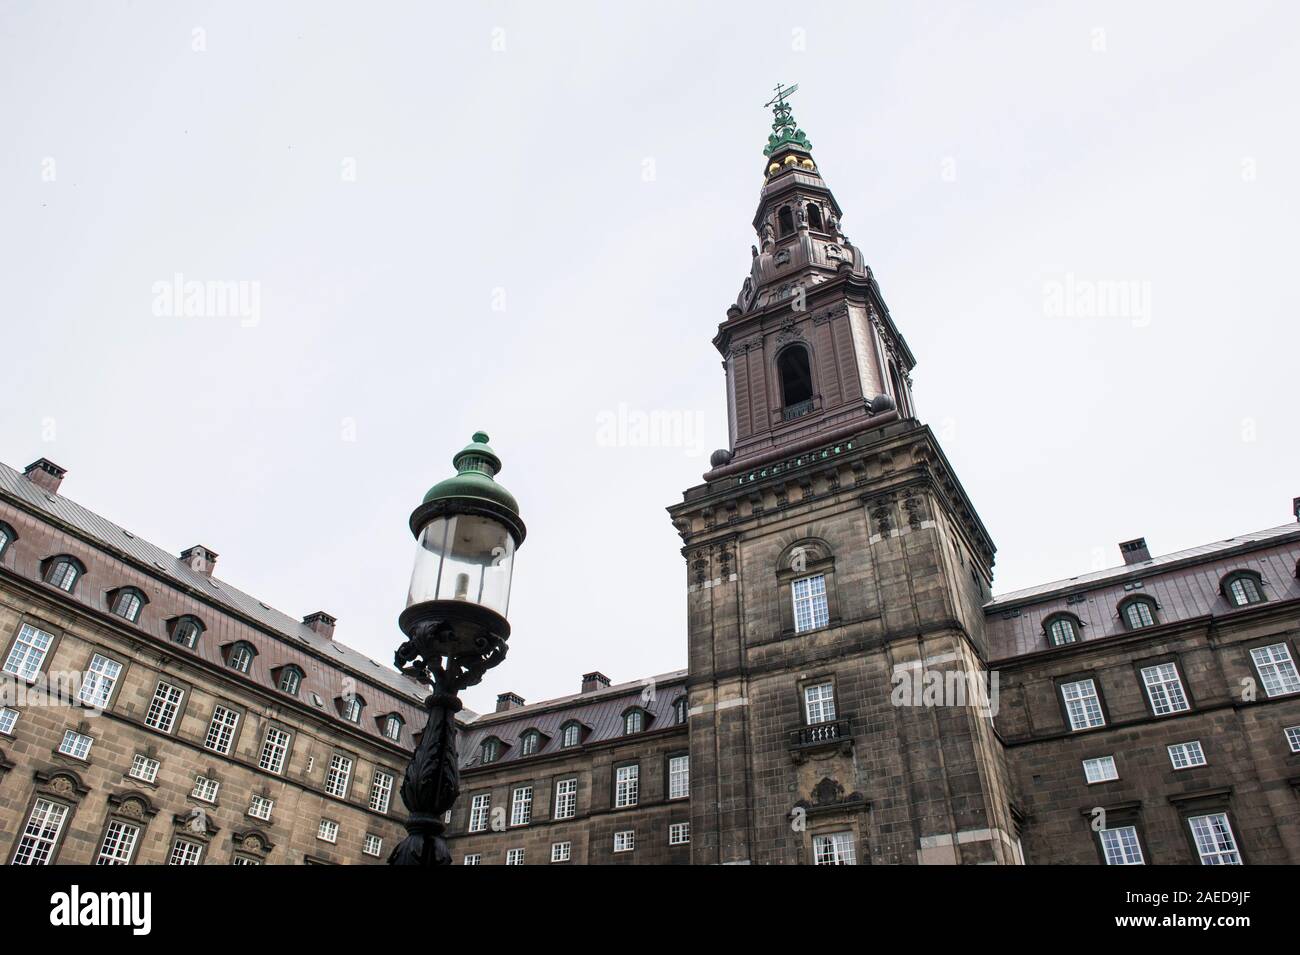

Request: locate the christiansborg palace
(1, 95), (1297, 865)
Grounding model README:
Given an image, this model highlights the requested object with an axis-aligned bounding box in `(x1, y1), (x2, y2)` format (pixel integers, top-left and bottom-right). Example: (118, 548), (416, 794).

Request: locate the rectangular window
(248, 796), (274, 821)
(505, 847), (525, 866)
(510, 785), (533, 827)
(551, 841), (571, 863)
(58, 729), (94, 760)
(812, 831), (856, 865)
(1140, 662), (1190, 715)
(1188, 812), (1242, 865)
(1060, 678), (1105, 730)
(1250, 643), (1300, 697)
(369, 770), (393, 813)
(258, 727), (290, 774)
(468, 793), (490, 832)
(0, 707), (17, 735)
(317, 819), (339, 843)
(78, 654), (123, 708)
(1168, 740), (1207, 769)
(803, 681), (836, 725)
(1099, 826), (1145, 865)
(3, 624), (54, 680)
(554, 778), (577, 820)
(792, 574), (830, 633)
(1082, 756), (1118, 783)
(463, 854), (481, 866)
(144, 681), (185, 733)
(168, 840), (203, 865)
(615, 764), (639, 808)
(12, 798), (69, 865)
(191, 775), (219, 803)
(668, 754), (690, 800)
(613, 830), (635, 853)
(363, 834), (383, 857)
(129, 754), (159, 783)
(325, 754), (353, 799)
(232, 856), (260, 866)
(96, 820), (140, 865)
(1286, 726), (1300, 753)
(204, 705), (240, 754)
(669, 822), (691, 846)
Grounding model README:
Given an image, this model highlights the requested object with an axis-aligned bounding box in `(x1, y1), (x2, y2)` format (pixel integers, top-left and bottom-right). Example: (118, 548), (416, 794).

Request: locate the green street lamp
(389, 432), (526, 866)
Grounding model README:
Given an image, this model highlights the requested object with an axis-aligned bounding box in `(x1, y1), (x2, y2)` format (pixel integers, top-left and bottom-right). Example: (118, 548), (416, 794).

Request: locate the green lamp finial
(763, 82), (813, 157)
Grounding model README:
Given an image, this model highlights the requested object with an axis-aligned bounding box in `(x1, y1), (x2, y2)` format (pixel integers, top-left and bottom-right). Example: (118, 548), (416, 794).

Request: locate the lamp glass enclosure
(407, 513), (515, 619)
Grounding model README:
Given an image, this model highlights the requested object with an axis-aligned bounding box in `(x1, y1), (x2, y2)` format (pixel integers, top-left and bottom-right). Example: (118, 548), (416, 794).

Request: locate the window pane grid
(615, 765), (640, 807)
(1250, 644), (1300, 697)
(13, 799), (69, 865)
(792, 574), (830, 633)
(669, 755), (689, 799)
(144, 682), (184, 733)
(369, 770), (393, 813)
(1168, 740), (1206, 769)
(1141, 663), (1190, 715)
(259, 727), (290, 774)
(96, 820), (140, 865)
(1188, 813), (1241, 865)
(78, 654), (122, 708)
(1061, 679), (1105, 730)
(204, 705), (240, 754)
(804, 682), (836, 725)
(1099, 826), (1144, 865)
(325, 754), (353, 798)
(812, 831), (856, 865)
(554, 778), (577, 820)
(510, 786), (533, 826)
(4, 624), (53, 680)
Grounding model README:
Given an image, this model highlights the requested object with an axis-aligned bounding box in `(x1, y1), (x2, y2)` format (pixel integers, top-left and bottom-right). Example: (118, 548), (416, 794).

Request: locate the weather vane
(763, 82), (812, 157)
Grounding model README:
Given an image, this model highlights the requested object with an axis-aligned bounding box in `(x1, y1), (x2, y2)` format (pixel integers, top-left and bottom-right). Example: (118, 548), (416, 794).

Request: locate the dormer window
(340, 696), (364, 723)
(623, 708), (645, 736)
(227, 641), (256, 674)
(1119, 596), (1158, 630)
(560, 721), (582, 748)
(674, 696), (688, 725)
(1044, 613), (1080, 647)
(383, 714), (404, 741)
(43, 555), (84, 593)
(0, 522), (15, 560)
(520, 730), (542, 756)
(277, 665), (304, 696)
(109, 587), (147, 624)
(481, 737), (502, 764)
(1222, 571), (1265, 607)
(169, 615), (204, 648)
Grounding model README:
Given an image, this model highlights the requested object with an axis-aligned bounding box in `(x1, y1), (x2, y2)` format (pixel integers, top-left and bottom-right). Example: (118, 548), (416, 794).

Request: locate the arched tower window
(777, 346), (814, 417)
(777, 206), (794, 237)
(806, 203), (823, 231)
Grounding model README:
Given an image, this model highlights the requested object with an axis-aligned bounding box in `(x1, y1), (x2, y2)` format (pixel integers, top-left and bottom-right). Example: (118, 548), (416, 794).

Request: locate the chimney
(303, 611), (336, 640)
(1293, 497), (1299, 522)
(582, 671), (611, 694)
(23, 458), (66, 494)
(495, 691), (525, 713)
(180, 545), (219, 576)
(1119, 537), (1151, 565)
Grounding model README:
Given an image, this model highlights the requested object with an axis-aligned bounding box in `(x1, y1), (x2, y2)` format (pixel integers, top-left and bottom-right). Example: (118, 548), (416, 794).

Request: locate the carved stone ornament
(812, 776), (845, 805)
(775, 317), (804, 344)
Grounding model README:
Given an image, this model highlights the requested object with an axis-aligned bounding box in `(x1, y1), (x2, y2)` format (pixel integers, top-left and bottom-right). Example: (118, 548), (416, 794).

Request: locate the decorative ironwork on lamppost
(389, 431), (525, 866)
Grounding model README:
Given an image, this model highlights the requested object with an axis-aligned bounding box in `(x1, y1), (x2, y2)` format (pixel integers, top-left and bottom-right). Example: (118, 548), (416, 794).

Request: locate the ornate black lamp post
(388, 432), (525, 866)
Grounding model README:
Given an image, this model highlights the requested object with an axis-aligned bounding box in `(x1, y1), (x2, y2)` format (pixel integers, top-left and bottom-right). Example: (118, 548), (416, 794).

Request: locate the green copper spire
(763, 82), (812, 157)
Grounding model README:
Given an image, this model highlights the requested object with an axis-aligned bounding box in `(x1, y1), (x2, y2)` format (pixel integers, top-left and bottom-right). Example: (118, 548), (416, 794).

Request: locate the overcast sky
(3, 1), (1298, 713)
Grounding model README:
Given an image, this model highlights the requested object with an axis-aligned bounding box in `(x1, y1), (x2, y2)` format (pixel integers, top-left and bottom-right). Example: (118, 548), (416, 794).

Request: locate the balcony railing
(781, 399), (815, 421)
(789, 718), (851, 749)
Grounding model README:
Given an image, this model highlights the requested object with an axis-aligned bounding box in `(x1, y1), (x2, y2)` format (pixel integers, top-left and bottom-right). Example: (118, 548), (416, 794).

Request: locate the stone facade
(0, 460), (426, 865)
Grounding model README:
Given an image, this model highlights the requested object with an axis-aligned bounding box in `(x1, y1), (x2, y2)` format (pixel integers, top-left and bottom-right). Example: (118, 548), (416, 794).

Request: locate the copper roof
(0, 460), (428, 733)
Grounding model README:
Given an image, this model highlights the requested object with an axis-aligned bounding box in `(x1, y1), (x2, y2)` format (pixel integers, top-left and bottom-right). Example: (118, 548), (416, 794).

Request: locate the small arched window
(1119, 596), (1158, 630)
(623, 708), (644, 735)
(481, 737), (502, 764)
(44, 555), (84, 593)
(1044, 613), (1080, 647)
(806, 203), (824, 231)
(0, 522), (15, 560)
(1222, 571), (1265, 608)
(228, 641), (256, 674)
(778, 206), (794, 237)
(383, 714), (404, 741)
(520, 729), (541, 756)
(170, 615), (204, 648)
(561, 721), (582, 748)
(277, 665), (304, 696)
(776, 346), (814, 415)
(110, 587), (147, 623)
(673, 696), (688, 725)
(341, 695), (363, 723)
